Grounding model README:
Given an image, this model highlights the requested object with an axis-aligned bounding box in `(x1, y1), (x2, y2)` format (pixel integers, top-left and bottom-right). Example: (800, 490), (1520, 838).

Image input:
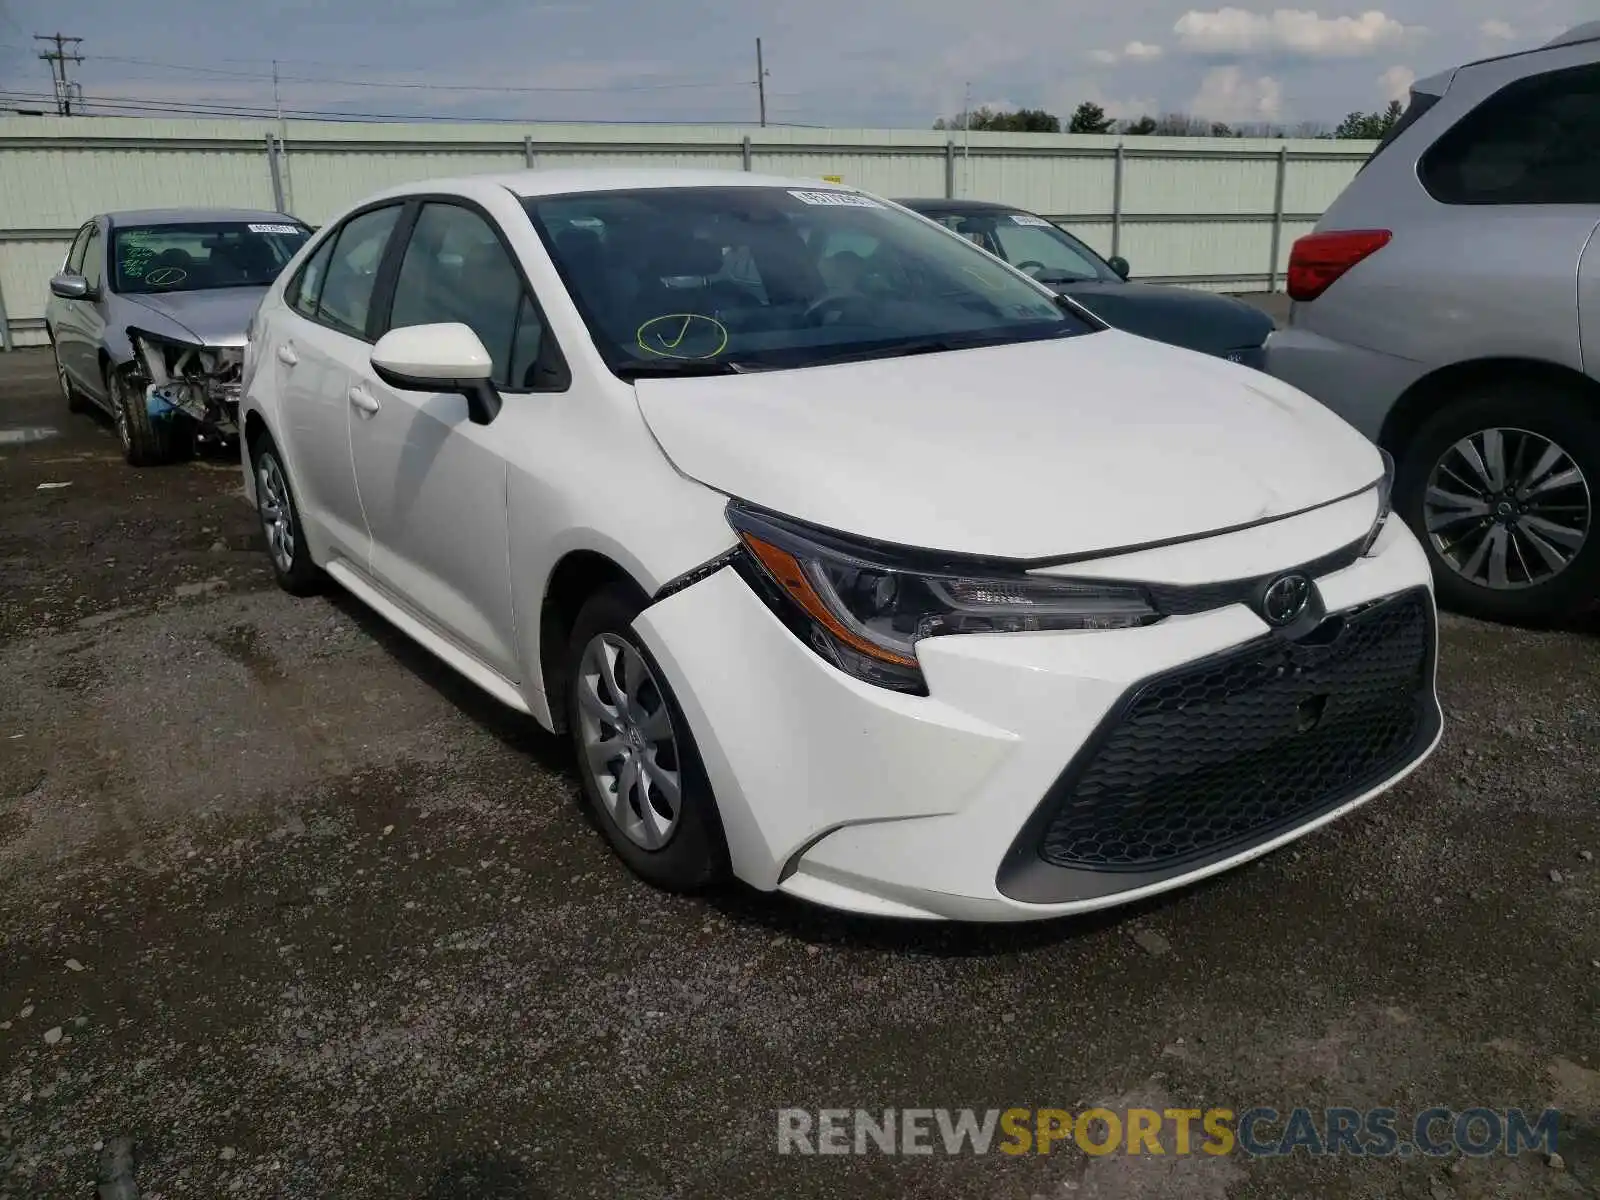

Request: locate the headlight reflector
(1360, 448), (1396, 556)
(728, 503), (1162, 693)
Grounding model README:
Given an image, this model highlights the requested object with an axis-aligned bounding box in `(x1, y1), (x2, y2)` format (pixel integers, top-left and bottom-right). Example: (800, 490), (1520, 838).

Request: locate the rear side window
(1361, 89), (1439, 169)
(1421, 64), (1600, 204)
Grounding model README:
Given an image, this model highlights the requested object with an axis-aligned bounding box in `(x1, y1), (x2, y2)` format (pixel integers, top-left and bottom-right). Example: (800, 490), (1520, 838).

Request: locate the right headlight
(727, 502), (1162, 694)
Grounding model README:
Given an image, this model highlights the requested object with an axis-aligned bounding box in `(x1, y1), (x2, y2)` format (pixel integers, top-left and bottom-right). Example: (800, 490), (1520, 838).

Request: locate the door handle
(275, 343), (299, 366)
(348, 385), (381, 416)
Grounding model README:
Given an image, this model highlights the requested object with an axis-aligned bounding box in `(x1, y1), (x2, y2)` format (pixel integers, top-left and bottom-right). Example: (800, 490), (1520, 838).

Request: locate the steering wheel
(1015, 260), (1048, 277)
(803, 292), (873, 327)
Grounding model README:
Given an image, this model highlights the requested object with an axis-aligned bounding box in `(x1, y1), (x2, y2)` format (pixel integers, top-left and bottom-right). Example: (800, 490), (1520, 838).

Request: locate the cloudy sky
(0, 0), (1591, 129)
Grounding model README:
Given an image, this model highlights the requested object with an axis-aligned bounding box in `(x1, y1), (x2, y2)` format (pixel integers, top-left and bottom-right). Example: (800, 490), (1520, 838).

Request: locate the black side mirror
(1107, 256), (1131, 281)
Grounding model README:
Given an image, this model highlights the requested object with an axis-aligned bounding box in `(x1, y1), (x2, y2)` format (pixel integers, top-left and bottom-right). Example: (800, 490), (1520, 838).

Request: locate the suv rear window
(1420, 64), (1600, 204)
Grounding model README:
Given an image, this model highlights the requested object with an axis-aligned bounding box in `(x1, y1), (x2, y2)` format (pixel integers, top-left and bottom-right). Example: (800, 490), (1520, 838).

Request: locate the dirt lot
(2, 345), (1598, 1200)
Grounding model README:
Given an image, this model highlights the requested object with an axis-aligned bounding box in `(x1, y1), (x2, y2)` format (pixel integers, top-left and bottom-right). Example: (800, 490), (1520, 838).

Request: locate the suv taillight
(1286, 230), (1392, 302)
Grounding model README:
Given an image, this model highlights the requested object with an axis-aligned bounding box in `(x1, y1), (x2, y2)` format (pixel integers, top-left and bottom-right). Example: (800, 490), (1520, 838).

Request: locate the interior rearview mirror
(371, 322), (502, 426)
(1107, 256), (1131, 281)
(49, 273), (90, 300)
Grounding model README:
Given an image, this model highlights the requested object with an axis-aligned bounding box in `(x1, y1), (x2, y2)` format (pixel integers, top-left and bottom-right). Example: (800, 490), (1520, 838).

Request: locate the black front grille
(1033, 587), (1437, 873)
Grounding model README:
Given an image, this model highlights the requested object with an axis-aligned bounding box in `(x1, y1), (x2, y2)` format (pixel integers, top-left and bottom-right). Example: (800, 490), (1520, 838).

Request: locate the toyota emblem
(1261, 573), (1312, 626)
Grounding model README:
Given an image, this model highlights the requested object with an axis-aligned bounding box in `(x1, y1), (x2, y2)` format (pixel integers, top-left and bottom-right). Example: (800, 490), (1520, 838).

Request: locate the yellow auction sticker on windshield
(636, 313), (729, 360)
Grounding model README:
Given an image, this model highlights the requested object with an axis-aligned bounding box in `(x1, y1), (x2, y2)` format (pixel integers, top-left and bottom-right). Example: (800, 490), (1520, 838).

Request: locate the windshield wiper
(613, 360), (752, 381)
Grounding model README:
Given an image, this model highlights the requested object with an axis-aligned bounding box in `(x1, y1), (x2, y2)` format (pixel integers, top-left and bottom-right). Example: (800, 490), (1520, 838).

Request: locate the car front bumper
(634, 510), (1440, 922)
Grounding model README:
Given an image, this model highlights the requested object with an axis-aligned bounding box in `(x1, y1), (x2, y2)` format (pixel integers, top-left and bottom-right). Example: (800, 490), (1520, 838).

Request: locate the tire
(104, 363), (191, 466)
(53, 344), (89, 415)
(249, 434), (323, 596)
(1394, 378), (1599, 625)
(565, 584), (727, 892)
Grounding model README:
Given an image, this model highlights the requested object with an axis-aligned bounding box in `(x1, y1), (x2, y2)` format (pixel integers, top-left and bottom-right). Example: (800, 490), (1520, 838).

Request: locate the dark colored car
(896, 198), (1275, 367)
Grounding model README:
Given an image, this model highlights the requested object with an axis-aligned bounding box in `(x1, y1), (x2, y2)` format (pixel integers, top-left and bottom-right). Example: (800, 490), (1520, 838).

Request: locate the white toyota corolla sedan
(239, 168), (1443, 922)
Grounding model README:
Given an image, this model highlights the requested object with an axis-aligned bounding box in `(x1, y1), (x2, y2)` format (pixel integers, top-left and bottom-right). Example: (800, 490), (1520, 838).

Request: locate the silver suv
(1266, 23), (1600, 625)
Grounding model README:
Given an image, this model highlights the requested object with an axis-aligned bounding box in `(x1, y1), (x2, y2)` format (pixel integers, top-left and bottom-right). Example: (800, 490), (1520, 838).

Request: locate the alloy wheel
(1423, 426), (1591, 590)
(575, 633), (683, 851)
(256, 453), (297, 574)
(112, 380), (132, 452)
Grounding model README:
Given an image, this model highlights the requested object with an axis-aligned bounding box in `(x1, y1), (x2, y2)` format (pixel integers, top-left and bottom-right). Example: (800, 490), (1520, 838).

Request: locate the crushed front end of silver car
(127, 328), (245, 443)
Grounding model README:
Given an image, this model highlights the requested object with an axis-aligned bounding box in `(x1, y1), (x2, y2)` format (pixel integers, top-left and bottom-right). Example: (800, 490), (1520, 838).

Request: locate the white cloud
(1190, 65), (1285, 121)
(1090, 48), (1121, 64)
(1174, 8), (1415, 58)
(1123, 40), (1165, 61)
(1479, 19), (1516, 40)
(1379, 65), (1415, 102)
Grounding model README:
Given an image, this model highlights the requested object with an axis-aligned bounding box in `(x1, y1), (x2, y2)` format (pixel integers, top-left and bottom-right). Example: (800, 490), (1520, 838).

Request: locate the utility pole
(34, 32), (84, 116)
(755, 37), (767, 127)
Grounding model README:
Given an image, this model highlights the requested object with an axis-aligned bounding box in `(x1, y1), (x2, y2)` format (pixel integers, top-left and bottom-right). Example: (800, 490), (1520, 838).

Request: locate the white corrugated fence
(0, 116), (1378, 349)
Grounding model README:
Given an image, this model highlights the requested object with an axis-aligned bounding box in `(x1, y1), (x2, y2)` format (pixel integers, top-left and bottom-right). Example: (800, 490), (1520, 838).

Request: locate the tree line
(933, 99), (1405, 140)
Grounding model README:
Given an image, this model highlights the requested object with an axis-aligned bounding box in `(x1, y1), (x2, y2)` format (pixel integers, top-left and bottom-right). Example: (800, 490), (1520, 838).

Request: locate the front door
(347, 200), (538, 681)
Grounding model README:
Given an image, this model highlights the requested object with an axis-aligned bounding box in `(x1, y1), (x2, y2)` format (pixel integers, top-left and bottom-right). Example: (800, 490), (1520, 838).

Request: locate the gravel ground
(2, 345), (1598, 1200)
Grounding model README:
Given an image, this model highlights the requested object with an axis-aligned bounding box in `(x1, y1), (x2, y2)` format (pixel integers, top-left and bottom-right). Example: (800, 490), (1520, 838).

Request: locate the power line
(0, 87), (825, 126)
(34, 31), (82, 115)
(88, 52), (753, 94)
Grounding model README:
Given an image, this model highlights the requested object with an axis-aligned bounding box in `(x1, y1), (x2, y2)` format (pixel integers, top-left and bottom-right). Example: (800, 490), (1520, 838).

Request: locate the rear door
(272, 203), (404, 568)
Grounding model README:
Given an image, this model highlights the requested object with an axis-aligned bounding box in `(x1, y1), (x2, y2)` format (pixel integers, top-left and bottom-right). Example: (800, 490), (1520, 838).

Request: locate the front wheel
(54, 345), (89, 415)
(105, 365), (191, 466)
(1396, 380), (1598, 625)
(565, 585), (727, 892)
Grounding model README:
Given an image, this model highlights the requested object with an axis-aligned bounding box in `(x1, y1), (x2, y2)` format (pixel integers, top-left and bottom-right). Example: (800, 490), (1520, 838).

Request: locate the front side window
(65, 224), (93, 274)
(81, 227), (104, 291)
(315, 206), (401, 339)
(525, 186), (1089, 377)
(1420, 64), (1600, 205)
(112, 222), (311, 295)
(388, 202), (554, 390)
(989, 219), (1117, 284)
(289, 235), (337, 319)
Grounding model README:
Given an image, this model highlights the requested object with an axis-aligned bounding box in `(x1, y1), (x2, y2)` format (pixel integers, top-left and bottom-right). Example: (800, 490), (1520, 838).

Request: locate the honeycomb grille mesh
(1038, 589), (1435, 872)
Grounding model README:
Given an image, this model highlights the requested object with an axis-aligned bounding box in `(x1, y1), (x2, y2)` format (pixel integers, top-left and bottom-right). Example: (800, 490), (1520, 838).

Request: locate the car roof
(103, 207), (302, 227)
(1415, 20), (1600, 95)
(896, 198), (1027, 213)
(356, 167), (873, 207)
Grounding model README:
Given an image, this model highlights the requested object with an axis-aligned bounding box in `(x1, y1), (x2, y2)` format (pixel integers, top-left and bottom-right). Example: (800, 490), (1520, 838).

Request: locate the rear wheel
(105, 364), (191, 466)
(1396, 380), (1599, 625)
(250, 434), (323, 596)
(565, 585), (726, 892)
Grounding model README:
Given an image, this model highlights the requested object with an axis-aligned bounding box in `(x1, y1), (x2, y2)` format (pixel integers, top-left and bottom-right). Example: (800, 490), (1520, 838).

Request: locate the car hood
(120, 287), (268, 347)
(633, 329), (1381, 560)
(1055, 280), (1275, 358)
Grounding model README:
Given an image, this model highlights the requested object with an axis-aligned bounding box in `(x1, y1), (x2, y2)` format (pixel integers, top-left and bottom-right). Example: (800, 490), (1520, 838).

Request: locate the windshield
(523, 187), (1092, 376)
(112, 221), (311, 295)
(934, 211), (1120, 284)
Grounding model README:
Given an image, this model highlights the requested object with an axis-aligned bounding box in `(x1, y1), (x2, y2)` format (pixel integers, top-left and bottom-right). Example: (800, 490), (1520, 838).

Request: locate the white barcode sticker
(788, 190), (883, 208)
(1010, 213), (1052, 227)
(248, 223), (300, 234)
